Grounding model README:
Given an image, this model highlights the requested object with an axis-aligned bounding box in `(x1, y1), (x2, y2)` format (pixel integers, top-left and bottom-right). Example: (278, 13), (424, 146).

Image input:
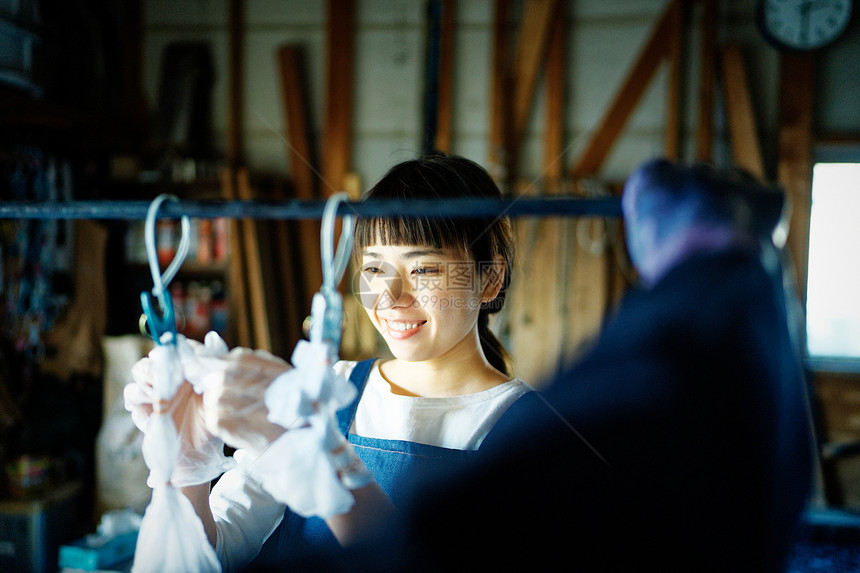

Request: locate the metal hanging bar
(0, 196), (622, 220)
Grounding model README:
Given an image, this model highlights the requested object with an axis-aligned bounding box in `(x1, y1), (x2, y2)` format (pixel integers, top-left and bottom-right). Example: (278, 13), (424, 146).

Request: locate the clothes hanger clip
(309, 193), (354, 358)
(139, 193), (191, 345)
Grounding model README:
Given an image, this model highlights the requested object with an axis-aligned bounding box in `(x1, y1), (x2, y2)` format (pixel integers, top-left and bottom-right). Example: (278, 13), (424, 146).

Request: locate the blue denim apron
(250, 359), (479, 565)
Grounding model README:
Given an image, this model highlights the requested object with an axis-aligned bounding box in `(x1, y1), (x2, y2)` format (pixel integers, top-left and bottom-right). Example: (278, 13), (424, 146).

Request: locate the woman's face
(357, 243), (487, 363)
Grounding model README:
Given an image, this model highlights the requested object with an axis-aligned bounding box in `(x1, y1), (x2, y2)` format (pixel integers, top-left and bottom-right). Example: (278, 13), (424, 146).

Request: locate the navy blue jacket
(401, 250), (814, 572)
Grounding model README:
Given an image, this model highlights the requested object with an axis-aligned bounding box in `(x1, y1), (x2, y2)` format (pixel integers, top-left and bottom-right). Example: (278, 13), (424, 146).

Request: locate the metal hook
(140, 194), (191, 344)
(308, 193), (354, 355)
(321, 192), (354, 290)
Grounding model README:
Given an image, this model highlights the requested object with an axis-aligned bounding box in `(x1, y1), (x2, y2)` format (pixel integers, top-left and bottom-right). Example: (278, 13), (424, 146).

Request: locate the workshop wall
(139, 0), (782, 184)
(137, 0), (860, 383)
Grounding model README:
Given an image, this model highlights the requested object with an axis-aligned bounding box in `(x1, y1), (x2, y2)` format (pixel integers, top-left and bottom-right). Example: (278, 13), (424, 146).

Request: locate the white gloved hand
(124, 332), (236, 487)
(202, 347), (291, 454)
(241, 340), (372, 518)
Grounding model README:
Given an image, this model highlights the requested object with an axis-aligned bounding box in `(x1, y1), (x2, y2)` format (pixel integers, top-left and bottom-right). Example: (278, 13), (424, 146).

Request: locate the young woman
(126, 152), (532, 571)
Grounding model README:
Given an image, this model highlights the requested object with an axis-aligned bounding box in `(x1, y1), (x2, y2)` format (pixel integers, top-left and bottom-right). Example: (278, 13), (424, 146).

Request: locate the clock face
(758, 0), (853, 51)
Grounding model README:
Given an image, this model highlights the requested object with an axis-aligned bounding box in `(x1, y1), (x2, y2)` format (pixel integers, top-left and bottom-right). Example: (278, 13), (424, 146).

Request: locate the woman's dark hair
(354, 152), (514, 376)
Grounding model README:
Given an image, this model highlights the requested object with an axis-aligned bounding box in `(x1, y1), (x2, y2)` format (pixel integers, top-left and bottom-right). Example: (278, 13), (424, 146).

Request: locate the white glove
(202, 347), (291, 454)
(124, 332), (235, 487)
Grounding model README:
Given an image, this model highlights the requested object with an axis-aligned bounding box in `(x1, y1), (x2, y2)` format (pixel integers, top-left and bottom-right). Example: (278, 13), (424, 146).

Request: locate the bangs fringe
(355, 215), (473, 253)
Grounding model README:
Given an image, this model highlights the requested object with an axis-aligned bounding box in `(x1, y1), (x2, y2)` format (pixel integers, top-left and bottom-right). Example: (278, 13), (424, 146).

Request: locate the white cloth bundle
(247, 339), (369, 517)
(131, 333), (225, 573)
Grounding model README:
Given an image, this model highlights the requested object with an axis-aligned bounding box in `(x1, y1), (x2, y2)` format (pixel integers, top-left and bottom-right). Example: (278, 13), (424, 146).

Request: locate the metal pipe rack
(0, 196), (623, 220)
(3, 194), (848, 372)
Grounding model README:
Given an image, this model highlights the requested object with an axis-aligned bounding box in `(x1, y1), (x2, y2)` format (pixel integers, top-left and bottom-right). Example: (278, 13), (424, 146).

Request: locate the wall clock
(756, 0), (853, 51)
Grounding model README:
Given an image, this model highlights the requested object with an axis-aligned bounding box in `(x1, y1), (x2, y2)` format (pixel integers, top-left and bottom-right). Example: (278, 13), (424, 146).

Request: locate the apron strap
(336, 358), (376, 436)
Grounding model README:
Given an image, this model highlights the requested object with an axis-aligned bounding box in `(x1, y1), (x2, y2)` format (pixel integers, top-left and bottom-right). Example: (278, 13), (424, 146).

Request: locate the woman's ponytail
(478, 310), (511, 377)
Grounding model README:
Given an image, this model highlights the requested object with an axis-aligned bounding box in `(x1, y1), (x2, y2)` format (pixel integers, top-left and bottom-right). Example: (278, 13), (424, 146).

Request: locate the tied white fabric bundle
(125, 333), (237, 489)
(247, 338), (371, 517)
(131, 333), (230, 573)
(134, 486), (219, 573)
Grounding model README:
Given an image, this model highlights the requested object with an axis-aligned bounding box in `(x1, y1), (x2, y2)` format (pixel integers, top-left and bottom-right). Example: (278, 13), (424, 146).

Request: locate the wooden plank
(511, 0), (559, 161)
(322, 0), (357, 337)
(543, 0), (565, 189)
(509, 216), (562, 385)
(665, 0), (684, 160)
(236, 168), (272, 351)
(435, 0), (455, 152)
(488, 0), (512, 186)
(695, 0), (717, 162)
(220, 168), (251, 347)
(721, 43), (765, 178)
(510, 0), (567, 385)
(544, 2), (576, 375)
(565, 211), (609, 363)
(423, 0), (443, 153)
(547, 4), (610, 372)
(777, 51), (814, 302)
(570, 2), (675, 177)
(277, 44), (324, 315)
(323, 0), (356, 195)
(277, 45), (318, 200)
(271, 178), (302, 355)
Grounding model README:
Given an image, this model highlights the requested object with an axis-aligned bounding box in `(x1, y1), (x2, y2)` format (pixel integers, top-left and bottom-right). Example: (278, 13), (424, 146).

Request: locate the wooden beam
(511, 0), (559, 159)
(720, 43), (764, 178)
(665, 0), (684, 160)
(277, 45), (324, 325)
(435, 0), (455, 152)
(220, 168), (251, 347)
(278, 45), (317, 200)
(777, 52), (814, 303)
(270, 179), (302, 355)
(236, 168), (272, 351)
(542, 0), (566, 190)
(488, 0), (512, 185)
(570, 2), (675, 177)
(695, 0), (717, 162)
(323, 0), (356, 195)
(508, 0), (570, 384)
(564, 211), (609, 364)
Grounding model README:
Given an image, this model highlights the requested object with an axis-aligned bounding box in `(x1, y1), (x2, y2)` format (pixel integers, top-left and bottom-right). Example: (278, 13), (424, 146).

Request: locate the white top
(340, 360), (531, 450)
(212, 359), (531, 571)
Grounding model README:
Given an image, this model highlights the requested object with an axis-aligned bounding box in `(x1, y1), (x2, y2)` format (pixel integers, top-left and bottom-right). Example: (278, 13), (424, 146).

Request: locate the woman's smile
(384, 319), (427, 339)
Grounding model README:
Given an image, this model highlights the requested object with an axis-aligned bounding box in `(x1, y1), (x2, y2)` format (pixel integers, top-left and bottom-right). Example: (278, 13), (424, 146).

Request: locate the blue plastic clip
(140, 289), (179, 345)
(139, 194), (190, 346)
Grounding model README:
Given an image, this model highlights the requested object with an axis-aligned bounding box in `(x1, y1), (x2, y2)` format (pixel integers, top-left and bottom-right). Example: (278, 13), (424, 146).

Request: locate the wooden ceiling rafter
(721, 43), (766, 178)
(695, 0), (717, 162)
(569, 0), (679, 179)
(488, 0), (559, 190)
